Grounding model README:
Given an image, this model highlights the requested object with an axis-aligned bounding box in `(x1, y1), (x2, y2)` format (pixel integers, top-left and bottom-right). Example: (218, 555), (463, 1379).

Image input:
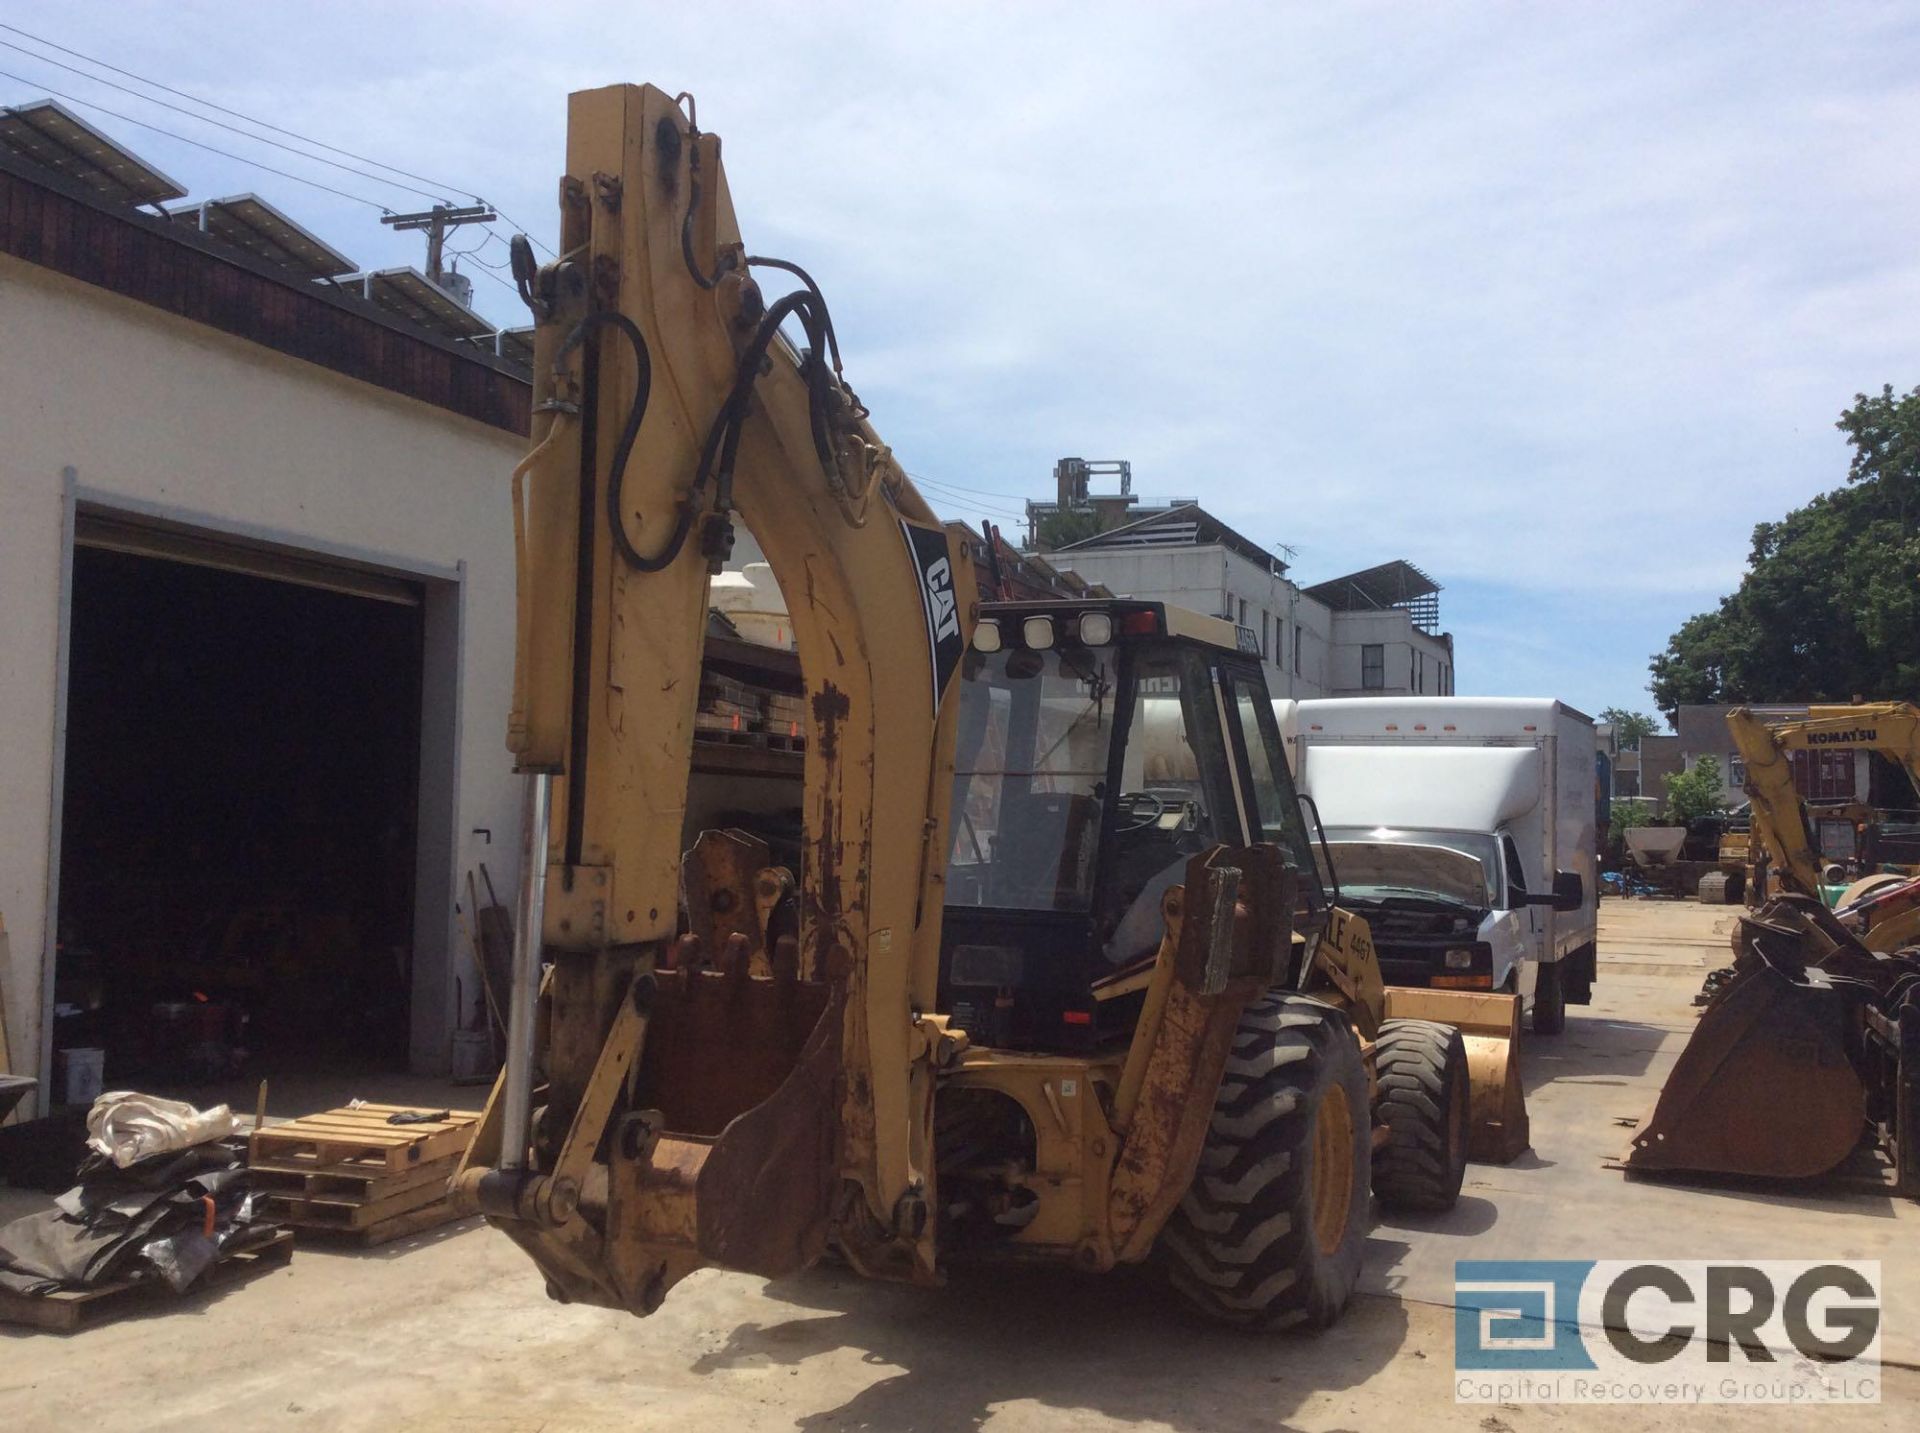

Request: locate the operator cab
(939, 599), (1328, 1052)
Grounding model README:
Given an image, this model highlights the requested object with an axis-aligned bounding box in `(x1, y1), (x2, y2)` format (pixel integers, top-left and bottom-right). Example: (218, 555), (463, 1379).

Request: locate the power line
(904, 469), (1032, 501)
(0, 21), (557, 258)
(908, 471), (1032, 508)
(0, 38), (458, 205)
(453, 258), (521, 301)
(0, 20), (470, 199)
(0, 70), (394, 211)
(484, 205), (556, 259)
(913, 483), (1029, 515)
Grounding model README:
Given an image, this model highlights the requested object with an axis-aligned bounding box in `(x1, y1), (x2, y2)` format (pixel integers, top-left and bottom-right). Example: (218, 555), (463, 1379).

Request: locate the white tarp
(85, 1091), (235, 1168)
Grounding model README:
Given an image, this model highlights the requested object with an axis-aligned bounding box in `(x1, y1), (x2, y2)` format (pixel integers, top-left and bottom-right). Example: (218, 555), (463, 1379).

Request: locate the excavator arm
(1729, 702), (1920, 900)
(456, 84), (977, 1311)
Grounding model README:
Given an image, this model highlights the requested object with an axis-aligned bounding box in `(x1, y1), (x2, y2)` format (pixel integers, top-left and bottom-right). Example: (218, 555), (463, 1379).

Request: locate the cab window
(947, 644), (1116, 911)
(1221, 669), (1319, 883)
(1501, 835), (1528, 903)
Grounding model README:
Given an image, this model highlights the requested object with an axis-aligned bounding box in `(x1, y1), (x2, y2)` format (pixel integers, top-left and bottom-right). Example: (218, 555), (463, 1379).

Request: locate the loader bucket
(1382, 988), (1529, 1163)
(1622, 960), (1865, 1181)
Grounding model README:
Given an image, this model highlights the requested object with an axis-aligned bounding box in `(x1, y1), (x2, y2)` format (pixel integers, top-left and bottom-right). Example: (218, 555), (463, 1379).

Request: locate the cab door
(1500, 832), (1547, 965)
(1217, 661), (1330, 934)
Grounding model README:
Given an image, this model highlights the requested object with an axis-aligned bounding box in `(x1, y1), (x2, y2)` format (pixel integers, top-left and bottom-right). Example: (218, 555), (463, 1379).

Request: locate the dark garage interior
(51, 540), (426, 1092)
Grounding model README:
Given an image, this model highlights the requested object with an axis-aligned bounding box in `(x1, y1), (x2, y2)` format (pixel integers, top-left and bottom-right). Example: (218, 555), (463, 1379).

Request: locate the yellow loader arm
(1729, 702), (1920, 900)
(456, 84), (977, 1311)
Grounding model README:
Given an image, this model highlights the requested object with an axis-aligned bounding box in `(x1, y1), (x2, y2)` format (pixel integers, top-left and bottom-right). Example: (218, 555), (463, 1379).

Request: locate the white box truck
(1273, 697), (1598, 1035)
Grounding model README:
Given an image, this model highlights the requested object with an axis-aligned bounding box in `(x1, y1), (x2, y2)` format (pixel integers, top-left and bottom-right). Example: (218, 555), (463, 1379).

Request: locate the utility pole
(381, 203), (497, 283)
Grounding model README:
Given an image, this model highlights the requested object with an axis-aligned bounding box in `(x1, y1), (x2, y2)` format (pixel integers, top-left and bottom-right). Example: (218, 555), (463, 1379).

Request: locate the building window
(1237, 598), (1247, 627)
(1728, 755), (1746, 792)
(1294, 625), (1302, 675)
(1261, 610), (1271, 661)
(1417, 652), (1425, 694)
(1361, 644), (1385, 690)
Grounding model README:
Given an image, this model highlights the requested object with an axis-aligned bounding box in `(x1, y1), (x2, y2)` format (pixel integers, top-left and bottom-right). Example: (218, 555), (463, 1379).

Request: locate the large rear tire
(1531, 959), (1567, 1036)
(1371, 1019), (1470, 1212)
(1161, 993), (1370, 1332)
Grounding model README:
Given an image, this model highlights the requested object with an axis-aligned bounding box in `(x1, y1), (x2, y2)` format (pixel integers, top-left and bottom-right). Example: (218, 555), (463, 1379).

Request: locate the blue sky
(6, 3), (1919, 722)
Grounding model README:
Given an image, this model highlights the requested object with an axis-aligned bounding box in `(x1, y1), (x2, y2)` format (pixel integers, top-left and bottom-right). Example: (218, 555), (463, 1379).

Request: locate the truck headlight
(1444, 947), (1475, 969)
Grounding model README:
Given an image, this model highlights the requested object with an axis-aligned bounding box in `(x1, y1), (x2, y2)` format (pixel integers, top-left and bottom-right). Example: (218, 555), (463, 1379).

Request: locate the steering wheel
(1116, 791), (1168, 833)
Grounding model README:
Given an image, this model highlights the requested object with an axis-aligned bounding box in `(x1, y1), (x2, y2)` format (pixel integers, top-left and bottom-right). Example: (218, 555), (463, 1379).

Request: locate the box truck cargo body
(1274, 698), (1598, 1033)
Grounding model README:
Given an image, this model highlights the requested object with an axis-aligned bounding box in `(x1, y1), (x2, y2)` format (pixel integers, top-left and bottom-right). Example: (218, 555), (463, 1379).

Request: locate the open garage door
(50, 513), (431, 1096)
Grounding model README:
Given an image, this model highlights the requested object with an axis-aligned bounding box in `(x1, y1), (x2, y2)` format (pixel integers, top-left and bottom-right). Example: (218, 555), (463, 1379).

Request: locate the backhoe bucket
(1382, 988), (1529, 1163)
(1622, 960), (1865, 1180)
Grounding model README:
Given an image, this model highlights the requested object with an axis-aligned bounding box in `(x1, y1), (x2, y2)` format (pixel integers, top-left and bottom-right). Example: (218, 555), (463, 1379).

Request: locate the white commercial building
(1038, 505), (1455, 700)
(0, 112), (529, 1113)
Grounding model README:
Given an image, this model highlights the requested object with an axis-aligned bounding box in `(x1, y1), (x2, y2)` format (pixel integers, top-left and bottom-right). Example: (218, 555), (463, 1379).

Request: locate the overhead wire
(0, 70), (395, 211)
(0, 37), (460, 205)
(0, 20), (470, 200)
(0, 22), (558, 257)
(905, 471), (1032, 501)
(907, 473), (1031, 518)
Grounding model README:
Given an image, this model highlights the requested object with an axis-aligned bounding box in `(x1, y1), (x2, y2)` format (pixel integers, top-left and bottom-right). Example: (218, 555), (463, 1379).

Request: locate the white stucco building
(1035, 504), (1455, 700)
(1, 111), (530, 1113)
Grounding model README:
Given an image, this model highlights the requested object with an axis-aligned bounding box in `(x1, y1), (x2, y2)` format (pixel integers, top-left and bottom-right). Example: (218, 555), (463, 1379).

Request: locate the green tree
(1663, 756), (1727, 825)
(1609, 798), (1654, 832)
(1599, 707), (1662, 750)
(1031, 507), (1104, 551)
(1649, 384), (1920, 719)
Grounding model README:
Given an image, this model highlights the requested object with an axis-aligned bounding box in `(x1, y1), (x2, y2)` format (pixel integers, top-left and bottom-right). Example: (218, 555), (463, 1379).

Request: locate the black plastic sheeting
(0, 1139), (279, 1297)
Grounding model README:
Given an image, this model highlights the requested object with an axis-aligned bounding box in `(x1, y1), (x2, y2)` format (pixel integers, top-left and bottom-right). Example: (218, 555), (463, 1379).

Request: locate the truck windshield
(1323, 827), (1500, 909)
(947, 644), (1117, 911)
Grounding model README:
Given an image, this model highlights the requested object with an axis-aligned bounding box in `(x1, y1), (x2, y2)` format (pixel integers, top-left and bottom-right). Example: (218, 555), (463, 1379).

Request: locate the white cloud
(7, 1), (1918, 707)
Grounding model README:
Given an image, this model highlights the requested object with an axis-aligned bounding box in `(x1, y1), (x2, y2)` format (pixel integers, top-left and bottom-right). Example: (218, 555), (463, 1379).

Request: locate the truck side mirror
(1551, 870), (1583, 912)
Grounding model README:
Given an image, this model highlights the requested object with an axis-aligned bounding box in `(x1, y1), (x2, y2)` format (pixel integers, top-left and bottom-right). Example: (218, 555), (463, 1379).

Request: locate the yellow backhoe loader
(1622, 704), (1920, 1191)
(451, 83), (1526, 1332)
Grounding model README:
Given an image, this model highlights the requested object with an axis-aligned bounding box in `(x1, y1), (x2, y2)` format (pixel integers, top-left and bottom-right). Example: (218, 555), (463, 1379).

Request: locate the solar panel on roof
(165, 194), (356, 280)
(336, 266), (494, 342)
(0, 97), (185, 206)
(497, 327), (534, 368)
(454, 327), (533, 371)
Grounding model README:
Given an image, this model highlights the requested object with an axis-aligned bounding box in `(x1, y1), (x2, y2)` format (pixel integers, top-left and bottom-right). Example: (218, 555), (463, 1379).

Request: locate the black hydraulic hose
(694, 290), (839, 514)
(555, 310), (690, 574)
(745, 255), (842, 373)
(677, 104), (735, 293)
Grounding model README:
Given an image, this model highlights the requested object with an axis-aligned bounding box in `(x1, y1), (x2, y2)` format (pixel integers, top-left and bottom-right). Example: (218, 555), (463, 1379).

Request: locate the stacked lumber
(695, 671), (763, 741)
(249, 1104), (479, 1246)
(695, 672), (807, 752)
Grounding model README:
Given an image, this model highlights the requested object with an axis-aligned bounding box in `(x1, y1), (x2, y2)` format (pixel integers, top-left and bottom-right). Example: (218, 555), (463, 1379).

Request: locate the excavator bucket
(1623, 926), (1867, 1181)
(1382, 988), (1529, 1163)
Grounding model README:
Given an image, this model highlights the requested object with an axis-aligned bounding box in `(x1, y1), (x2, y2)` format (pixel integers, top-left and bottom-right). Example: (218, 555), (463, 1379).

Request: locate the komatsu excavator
(452, 84), (1526, 1332)
(1727, 703), (1920, 948)
(1622, 704), (1920, 1193)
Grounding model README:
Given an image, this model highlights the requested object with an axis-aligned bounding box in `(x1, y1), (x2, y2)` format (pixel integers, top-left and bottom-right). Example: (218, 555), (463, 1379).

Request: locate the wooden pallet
(281, 1199), (475, 1247)
(250, 1104), (479, 1245)
(0, 1228), (294, 1334)
(249, 1150), (459, 1202)
(248, 1103), (479, 1174)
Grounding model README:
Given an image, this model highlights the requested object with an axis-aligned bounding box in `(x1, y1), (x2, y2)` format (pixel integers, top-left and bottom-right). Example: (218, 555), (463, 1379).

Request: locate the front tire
(1161, 993), (1370, 1332)
(1371, 1019), (1470, 1212)
(1531, 959), (1567, 1036)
